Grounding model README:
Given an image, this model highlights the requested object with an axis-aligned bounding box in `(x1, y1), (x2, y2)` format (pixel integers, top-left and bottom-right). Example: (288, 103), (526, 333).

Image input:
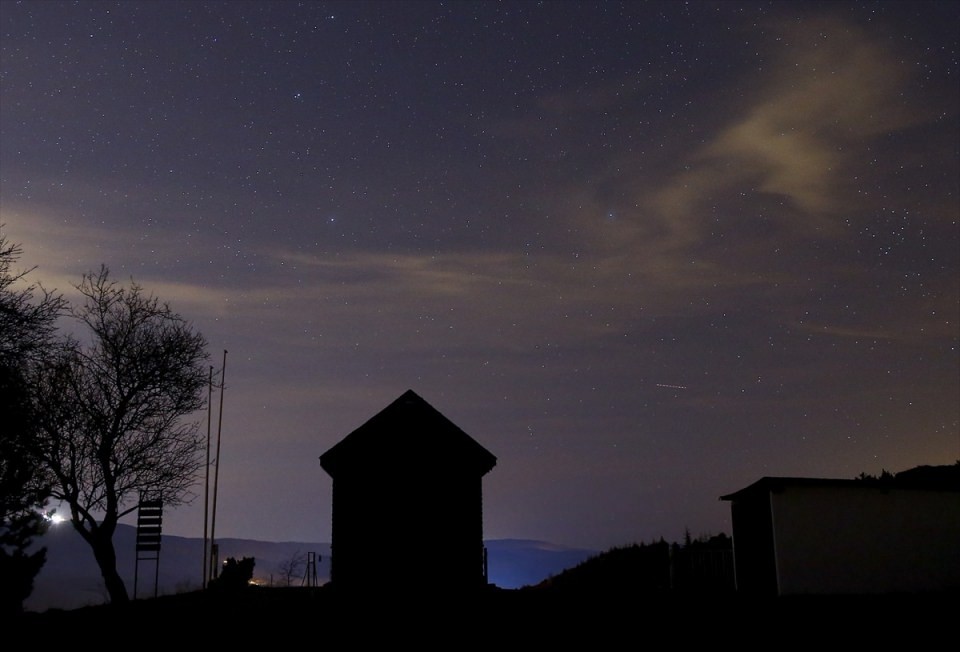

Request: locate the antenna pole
(209, 349), (227, 581)
(202, 364), (212, 589)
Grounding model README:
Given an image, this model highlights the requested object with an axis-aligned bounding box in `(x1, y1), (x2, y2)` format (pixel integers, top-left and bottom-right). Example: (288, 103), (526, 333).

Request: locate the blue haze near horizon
(25, 522), (598, 613)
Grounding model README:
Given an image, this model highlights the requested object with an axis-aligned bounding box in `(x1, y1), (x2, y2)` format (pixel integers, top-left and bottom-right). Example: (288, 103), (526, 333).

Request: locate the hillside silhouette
(531, 533), (735, 595)
(12, 462), (959, 642)
(13, 548), (957, 646)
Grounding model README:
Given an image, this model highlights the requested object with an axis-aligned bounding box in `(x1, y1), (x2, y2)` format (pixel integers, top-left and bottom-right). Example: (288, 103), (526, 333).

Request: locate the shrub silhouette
(208, 557), (255, 590)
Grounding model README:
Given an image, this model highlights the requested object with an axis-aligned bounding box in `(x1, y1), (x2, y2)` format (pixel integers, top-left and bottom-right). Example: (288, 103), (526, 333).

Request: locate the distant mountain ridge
(25, 524), (597, 613)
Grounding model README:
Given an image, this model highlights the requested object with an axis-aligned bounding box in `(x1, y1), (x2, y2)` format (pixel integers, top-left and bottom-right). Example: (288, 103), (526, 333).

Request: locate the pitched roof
(319, 389), (497, 478)
(719, 477), (865, 501)
(719, 464), (960, 501)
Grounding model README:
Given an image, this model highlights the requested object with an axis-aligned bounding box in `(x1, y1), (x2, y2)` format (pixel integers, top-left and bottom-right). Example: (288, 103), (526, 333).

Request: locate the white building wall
(770, 486), (960, 594)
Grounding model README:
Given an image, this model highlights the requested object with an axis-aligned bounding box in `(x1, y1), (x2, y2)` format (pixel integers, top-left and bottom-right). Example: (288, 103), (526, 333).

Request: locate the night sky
(2, 0), (957, 551)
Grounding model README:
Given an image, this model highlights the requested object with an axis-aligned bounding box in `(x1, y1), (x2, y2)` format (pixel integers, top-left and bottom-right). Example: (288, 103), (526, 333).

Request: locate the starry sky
(1, 0), (958, 551)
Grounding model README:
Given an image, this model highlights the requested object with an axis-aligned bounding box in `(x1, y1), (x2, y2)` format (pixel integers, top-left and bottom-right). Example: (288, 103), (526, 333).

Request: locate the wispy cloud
(655, 16), (930, 230)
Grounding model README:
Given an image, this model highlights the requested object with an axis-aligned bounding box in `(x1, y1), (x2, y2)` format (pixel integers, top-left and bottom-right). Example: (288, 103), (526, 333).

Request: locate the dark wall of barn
(729, 496), (778, 595)
(329, 464), (487, 592)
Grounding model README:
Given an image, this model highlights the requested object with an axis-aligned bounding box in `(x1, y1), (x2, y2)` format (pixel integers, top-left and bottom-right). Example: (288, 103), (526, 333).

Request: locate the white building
(720, 465), (960, 595)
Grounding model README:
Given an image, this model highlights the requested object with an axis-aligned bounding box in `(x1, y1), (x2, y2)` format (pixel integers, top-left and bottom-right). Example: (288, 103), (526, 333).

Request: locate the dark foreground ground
(12, 584), (959, 645)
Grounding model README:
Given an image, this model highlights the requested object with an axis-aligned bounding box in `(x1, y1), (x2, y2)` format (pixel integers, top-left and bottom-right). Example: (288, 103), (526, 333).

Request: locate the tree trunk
(90, 531), (130, 604)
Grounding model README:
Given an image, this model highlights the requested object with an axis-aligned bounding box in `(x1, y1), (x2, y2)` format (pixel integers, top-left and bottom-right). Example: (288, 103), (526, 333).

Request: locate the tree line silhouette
(530, 532), (735, 595)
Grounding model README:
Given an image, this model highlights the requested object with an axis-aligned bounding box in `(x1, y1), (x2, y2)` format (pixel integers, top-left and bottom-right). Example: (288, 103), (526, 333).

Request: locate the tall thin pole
(202, 365), (212, 589)
(209, 349), (227, 580)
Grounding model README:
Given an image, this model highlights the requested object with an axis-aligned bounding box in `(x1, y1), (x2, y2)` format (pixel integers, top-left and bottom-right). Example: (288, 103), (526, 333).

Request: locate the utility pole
(202, 365), (212, 589)
(209, 349), (227, 581)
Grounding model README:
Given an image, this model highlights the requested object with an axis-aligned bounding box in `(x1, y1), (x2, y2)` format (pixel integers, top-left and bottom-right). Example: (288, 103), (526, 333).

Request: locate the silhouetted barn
(319, 389), (497, 593)
(720, 466), (960, 596)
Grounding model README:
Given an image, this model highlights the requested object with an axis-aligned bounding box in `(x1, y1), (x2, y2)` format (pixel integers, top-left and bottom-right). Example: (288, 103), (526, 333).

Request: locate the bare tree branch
(29, 265), (210, 603)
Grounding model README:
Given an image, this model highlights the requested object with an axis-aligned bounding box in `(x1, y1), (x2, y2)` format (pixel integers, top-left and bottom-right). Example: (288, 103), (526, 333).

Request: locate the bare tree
(276, 549), (307, 587)
(0, 233), (65, 614)
(30, 266), (209, 604)
(0, 232), (65, 364)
